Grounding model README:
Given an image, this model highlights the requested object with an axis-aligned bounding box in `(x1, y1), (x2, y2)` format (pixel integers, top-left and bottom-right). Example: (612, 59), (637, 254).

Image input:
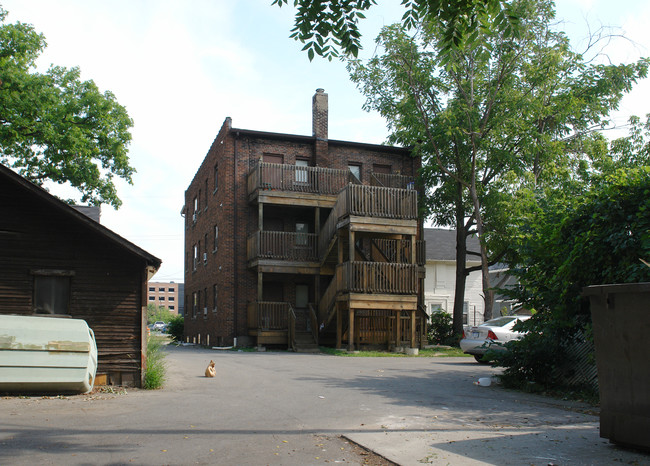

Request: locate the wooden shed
(0, 163), (161, 387)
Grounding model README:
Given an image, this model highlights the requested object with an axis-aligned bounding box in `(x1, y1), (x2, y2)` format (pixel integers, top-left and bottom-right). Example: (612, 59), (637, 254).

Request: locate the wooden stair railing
(287, 304), (296, 351)
(308, 304), (319, 346)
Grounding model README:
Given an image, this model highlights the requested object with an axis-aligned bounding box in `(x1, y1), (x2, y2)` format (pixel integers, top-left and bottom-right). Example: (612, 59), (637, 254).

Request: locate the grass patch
(319, 347), (470, 357)
(143, 335), (167, 389)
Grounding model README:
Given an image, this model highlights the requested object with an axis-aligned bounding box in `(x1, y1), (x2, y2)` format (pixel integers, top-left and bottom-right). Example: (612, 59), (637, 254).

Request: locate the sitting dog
(205, 360), (216, 378)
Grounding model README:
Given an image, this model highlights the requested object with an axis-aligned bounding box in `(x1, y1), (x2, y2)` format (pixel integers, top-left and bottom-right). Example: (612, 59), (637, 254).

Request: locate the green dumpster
(583, 282), (650, 450)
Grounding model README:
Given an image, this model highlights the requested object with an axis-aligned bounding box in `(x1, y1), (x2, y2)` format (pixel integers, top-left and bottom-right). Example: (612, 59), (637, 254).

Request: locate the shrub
(427, 311), (457, 346)
(143, 335), (167, 389)
(167, 315), (184, 342)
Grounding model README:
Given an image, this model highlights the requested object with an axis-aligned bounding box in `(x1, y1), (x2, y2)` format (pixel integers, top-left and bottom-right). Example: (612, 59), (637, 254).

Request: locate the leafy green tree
(0, 8), (134, 209)
(496, 164), (650, 392)
(347, 0), (648, 334)
(273, 0), (519, 61)
(147, 303), (174, 325)
(167, 315), (185, 342)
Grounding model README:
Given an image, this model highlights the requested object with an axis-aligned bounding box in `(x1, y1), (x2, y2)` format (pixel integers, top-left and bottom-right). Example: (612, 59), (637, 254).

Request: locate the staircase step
(295, 344), (320, 353)
(294, 331), (319, 353)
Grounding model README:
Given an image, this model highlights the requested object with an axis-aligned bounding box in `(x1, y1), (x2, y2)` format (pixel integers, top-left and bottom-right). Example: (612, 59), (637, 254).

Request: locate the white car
(152, 321), (166, 332)
(460, 316), (530, 363)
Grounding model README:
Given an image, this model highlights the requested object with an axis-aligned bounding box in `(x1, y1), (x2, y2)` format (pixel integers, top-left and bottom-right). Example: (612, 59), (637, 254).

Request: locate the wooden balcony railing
(340, 261), (418, 294)
(248, 162), (350, 196)
(344, 184), (418, 219)
(247, 301), (290, 331)
(248, 230), (319, 262)
(370, 173), (415, 189)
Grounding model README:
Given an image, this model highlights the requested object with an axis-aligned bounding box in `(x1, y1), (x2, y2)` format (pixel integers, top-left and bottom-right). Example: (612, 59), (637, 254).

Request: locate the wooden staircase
(294, 331), (320, 353)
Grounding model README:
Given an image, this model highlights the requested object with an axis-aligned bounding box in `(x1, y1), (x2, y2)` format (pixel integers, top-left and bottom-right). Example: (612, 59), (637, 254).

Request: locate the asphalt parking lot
(2, 344), (648, 465)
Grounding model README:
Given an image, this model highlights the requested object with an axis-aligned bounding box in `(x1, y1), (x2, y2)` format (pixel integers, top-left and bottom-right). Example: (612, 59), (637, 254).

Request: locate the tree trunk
(468, 178), (493, 321)
(452, 181), (468, 338)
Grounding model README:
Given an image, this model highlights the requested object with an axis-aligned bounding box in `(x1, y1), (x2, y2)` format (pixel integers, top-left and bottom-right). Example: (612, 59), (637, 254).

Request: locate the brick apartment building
(147, 281), (183, 315)
(182, 89), (426, 351)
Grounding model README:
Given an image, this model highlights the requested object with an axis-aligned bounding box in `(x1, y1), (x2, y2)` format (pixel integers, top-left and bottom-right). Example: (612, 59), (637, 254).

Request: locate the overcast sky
(4, 0), (649, 282)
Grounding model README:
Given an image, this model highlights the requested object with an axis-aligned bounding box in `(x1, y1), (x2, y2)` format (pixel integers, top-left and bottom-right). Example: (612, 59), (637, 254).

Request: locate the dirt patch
(340, 435), (398, 465)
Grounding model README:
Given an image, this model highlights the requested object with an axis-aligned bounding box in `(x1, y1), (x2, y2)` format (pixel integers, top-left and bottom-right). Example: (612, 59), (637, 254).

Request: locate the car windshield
(480, 317), (517, 327)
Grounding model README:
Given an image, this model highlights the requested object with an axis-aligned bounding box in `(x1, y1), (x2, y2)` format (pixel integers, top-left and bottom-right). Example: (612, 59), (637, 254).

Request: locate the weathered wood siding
(0, 175), (150, 386)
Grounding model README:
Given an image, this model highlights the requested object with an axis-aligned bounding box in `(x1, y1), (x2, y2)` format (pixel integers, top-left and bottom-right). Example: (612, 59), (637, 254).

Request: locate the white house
(423, 228), (485, 326)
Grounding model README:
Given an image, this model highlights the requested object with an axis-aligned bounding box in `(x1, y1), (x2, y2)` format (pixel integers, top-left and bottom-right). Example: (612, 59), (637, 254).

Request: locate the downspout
(233, 131), (239, 344)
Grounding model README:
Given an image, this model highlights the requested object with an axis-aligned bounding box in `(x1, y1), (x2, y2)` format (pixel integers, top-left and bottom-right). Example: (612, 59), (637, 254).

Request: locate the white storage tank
(0, 314), (98, 394)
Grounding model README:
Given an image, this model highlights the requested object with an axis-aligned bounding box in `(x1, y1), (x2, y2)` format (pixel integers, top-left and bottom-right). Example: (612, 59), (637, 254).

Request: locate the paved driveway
(1, 345), (648, 465)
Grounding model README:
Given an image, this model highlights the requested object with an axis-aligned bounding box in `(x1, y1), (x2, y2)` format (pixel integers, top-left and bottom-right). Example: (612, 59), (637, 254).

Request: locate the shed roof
(0, 163), (162, 269)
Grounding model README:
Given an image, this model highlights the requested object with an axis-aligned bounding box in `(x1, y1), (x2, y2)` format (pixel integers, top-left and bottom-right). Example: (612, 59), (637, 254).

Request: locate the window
(33, 274), (71, 315)
(296, 222), (308, 246)
(159, 296), (166, 301)
(213, 225), (219, 252)
(263, 153), (284, 164)
(193, 244), (198, 271)
(295, 159), (308, 183)
(169, 296), (175, 302)
(463, 301), (469, 325)
(430, 303), (443, 314)
(348, 163), (361, 182)
(214, 164), (219, 191)
(204, 234), (208, 263)
(192, 292), (198, 318)
(158, 287), (165, 292)
(148, 286), (155, 292)
(212, 284), (218, 312)
(205, 179), (208, 208)
(168, 287), (174, 292)
(192, 196), (198, 222)
(169, 305), (175, 310)
(148, 296), (155, 301)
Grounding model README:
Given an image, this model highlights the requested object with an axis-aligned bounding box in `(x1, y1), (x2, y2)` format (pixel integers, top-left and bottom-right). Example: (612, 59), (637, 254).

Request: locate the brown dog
(205, 360), (216, 378)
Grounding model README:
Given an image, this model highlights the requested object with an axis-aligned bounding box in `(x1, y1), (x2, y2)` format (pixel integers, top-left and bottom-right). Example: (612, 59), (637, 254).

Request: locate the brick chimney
(312, 88), (328, 165)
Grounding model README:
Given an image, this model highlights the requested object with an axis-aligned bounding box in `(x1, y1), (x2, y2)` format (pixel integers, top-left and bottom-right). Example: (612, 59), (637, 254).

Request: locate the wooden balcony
(247, 162), (352, 206)
(247, 301), (290, 345)
(319, 185), (419, 259)
(340, 261), (418, 294)
(247, 230), (321, 273)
